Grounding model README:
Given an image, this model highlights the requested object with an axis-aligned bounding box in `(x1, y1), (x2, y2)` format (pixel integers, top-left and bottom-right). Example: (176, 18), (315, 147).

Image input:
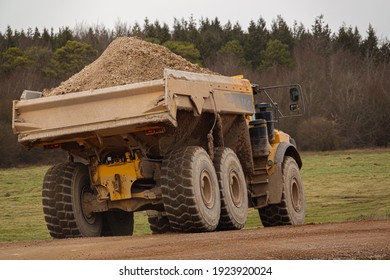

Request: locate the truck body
(12, 69), (305, 237)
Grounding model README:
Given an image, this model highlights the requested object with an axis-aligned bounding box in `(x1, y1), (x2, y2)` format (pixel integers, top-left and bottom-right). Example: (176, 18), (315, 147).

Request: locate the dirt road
(0, 219), (389, 260)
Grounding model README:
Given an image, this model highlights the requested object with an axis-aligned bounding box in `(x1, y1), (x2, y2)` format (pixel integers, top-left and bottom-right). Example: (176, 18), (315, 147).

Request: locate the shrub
(296, 117), (341, 151)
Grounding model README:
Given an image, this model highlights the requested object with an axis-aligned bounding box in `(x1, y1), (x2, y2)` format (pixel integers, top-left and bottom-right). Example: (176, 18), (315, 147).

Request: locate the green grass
(0, 166), (51, 241)
(0, 149), (389, 242)
(301, 149), (390, 223)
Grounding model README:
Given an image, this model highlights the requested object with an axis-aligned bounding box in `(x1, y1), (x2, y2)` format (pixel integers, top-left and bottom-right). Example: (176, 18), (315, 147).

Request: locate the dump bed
(12, 69), (254, 147)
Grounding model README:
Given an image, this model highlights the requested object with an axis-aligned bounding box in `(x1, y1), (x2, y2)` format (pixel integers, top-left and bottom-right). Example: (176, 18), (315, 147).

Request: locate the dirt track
(0, 220), (389, 260)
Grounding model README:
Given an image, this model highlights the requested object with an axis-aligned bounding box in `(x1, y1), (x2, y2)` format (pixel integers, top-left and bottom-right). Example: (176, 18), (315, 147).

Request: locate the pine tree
(5, 25), (15, 48)
(33, 27), (41, 41)
(270, 15), (293, 50)
(311, 15), (332, 54)
(198, 17), (223, 59)
(243, 17), (269, 69)
(335, 25), (361, 53)
(361, 24), (379, 59)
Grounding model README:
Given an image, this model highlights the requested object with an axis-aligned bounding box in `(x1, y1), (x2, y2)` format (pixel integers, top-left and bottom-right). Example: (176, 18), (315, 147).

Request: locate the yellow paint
(266, 130), (291, 175)
(96, 152), (142, 201)
(272, 130), (290, 144)
(267, 142), (278, 175)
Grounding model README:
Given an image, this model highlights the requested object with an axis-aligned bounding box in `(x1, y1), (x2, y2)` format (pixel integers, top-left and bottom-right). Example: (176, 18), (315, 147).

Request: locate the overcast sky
(1, 0), (389, 40)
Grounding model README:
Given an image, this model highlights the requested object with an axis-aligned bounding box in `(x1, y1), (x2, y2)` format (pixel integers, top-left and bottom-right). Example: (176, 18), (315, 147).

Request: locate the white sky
(0, 0), (389, 40)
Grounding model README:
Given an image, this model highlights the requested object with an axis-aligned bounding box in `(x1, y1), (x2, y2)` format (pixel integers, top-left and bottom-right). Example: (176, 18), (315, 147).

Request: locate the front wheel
(259, 156), (305, 226)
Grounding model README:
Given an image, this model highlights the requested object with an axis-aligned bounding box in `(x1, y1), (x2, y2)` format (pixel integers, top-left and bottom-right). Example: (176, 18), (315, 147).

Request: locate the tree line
(1, 15), (389, 167)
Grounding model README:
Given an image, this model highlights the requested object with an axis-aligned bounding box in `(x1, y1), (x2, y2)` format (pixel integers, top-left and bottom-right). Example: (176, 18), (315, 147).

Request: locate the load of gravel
(43, 37), (215, 96)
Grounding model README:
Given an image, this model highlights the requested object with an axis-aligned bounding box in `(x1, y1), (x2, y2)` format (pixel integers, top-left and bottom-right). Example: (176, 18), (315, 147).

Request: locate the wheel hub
(229, 170), (243, 208)
(200, 169), (214, 209)
(290, 177), (302, 212)
(81, 186), (97, 225)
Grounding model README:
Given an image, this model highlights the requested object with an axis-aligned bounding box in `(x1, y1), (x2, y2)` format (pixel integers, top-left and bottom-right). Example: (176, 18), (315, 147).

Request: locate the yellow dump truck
(12, 69), (305, 238)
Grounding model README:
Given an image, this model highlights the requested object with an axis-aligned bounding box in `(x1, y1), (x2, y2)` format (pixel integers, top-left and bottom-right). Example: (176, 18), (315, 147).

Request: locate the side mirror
(290, 87), (299, 102)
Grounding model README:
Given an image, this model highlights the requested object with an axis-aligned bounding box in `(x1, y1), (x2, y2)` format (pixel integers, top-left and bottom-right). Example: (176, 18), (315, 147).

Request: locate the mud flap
(266, 162), (283, 205)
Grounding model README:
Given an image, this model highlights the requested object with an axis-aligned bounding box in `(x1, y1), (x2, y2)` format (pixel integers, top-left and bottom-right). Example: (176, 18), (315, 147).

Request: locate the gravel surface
(1, 220), (389, 260)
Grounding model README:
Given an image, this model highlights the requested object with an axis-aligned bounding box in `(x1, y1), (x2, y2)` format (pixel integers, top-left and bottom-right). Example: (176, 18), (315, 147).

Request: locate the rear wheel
(214, 148), (248, 230)
(259, 156), (305, 226)
(161, 146), (220, 232)
(42, 162), (103, 238)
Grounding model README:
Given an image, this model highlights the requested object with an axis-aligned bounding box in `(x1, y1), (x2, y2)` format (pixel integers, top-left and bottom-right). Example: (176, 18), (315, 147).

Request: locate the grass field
(0, 149), (389, 242)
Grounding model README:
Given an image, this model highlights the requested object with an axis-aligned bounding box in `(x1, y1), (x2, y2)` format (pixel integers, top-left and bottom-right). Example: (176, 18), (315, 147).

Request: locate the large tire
(214, 148), (248, 230)
(42, 162), (103, 238)
(259, 156), (305, 226)
(104, 211), (134, 236)
(161, 146), (220, 232)
(147, 210), (172, 234)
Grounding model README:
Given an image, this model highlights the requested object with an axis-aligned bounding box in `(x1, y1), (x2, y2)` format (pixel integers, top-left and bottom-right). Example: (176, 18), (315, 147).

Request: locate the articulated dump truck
(12, 69), (305, 238)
